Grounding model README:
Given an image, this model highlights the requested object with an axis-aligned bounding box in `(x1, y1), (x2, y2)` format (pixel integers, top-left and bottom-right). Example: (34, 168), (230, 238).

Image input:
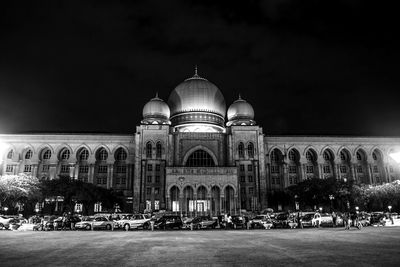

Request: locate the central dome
(167, 69), (226, 132)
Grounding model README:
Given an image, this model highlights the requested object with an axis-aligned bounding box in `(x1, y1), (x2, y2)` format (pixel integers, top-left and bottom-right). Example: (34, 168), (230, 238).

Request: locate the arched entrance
(183, 186), (194, 217)
(170, 186), (180, 213)
(224, 186), (235, 215)
(211, 186), (220, 216)
(197, 186), (208, 216)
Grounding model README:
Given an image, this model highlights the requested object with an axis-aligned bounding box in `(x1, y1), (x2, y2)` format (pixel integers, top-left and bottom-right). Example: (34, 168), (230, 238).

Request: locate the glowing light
(389, 152), (400, 164)
(177, 123), (225, 133)
(0, 141), (9, 164)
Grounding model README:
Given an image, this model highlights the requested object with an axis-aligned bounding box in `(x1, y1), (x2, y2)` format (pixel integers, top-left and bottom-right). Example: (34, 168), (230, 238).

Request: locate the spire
(155, 92), (159, 98)
(195, 65), (198, 76)
(238, 94), (242, 100)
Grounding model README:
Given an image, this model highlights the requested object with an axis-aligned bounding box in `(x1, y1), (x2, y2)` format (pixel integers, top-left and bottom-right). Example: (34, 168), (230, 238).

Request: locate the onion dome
(167, 67), (226, 132)
(141, 93), (170, 125)
(226, 95), (256, 126)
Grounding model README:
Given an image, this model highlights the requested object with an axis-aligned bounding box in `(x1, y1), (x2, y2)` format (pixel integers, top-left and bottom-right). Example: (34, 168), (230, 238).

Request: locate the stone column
(367, 163), (374, 184)
(32, 164), (38, 178)
(179, 192), (184, 216)
(335, 163), (341, 180)
(74, 163), (79, 179)
(282, 162), (288, 188)
(108, 164), (114, 189)
(89, 164), (95, 184)
(69, 164), (75, 179)
(350, 163), (356, 182)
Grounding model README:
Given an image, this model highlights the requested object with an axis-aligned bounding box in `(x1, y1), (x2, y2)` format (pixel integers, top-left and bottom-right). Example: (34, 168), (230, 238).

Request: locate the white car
(75, 216), (114, 230)
(117, 214), (151, 231)
(0, 216), (13, 230)
(251, 215), (272, 229)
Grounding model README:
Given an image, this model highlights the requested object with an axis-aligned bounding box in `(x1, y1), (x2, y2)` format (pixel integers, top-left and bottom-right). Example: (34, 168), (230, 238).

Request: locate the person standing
(343, 212), (349, 230)
(332, 211), (337, 228)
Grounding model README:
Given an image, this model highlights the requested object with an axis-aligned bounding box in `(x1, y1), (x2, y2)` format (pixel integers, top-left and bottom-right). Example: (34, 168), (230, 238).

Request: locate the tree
(0, 174), (41, 214)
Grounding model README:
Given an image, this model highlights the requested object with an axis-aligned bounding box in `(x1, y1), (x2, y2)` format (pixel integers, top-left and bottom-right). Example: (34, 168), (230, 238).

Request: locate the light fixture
(389, 152), (400, 164)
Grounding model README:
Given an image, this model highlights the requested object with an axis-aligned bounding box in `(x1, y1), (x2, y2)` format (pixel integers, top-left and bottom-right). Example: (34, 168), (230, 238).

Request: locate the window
(248, 187), (254, 195)
(98, 165), (108, 173)
(289, 165), (297, 174)
(340, 165), (347, 174)
(323, 165), (330, 173)
(147, 164), (153, 171)
(356, 152), (362, 161)
(115, 148), (127, 160)
(240, 175), (245, 183)
(25, 150), (33, 159)
(97, 177), (102, 184)
(116, 165), (126, 173)
(373, 166), (378, 173)
(271, 165), (279, 174)
(154, 187), (160, 195)
(79, 149), (89, 161)
(240, 164), (245, 171)
(185, 150), (215, 167)
(294, 177), (298, 184)
(146, 200), (152, 211)
(240, 187), (246, 196)
(7, 150), (13, 159)
(116, 177), (120, 184)
(289, 177), (293, 184)
(357, 165), (363, 173)
(98, 148), (108, 161)
(275, 177), (281, 184)
(102, 177), (107, 184)
(61, 149), (70, 160)
(24, 165), (32, 173)
(6, 165), (13, 172)
(247, 165), (253, 172)
(156, 142), (162, 158)
(154, 200), (160, 210)
(42, 165), (50, 172)
(306, 151), (314, 162)
(248, 175), (253, 182)
(289, 150), (296, 162)
(146, 142), (152, 158)
(238, 142), (244, 158)
(146, 187), (152, 195)
(270, 150), (278, 162)
(79, 165), (89, 173)
(323, 151), (331, 161)
(155, 175), (160, 183)
(61, 165), (70, 173)
(121, 177), (126, 184)
(306, 165), (314, 173)
(372, 152), (377, 161)
(156, 164), (160, 171)
(43, 149), (51, 160)
(147, 175), (152, 183)
(247, 142), (254, 158)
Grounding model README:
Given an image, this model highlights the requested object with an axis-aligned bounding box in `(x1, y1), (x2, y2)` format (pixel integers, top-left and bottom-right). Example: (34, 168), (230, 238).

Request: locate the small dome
(142, 94), (170, 120)
(227, 95), (254, 121)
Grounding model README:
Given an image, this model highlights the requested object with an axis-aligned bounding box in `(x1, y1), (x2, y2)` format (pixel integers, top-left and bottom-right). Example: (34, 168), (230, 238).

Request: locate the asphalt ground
(1, 226), (399, 266)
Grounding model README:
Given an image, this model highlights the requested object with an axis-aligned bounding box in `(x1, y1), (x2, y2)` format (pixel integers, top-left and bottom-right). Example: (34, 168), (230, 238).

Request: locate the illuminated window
(61, 149), (70, 160)
(247, 142), (254, 158)
(7, 150), (13, 159)
(6, 165), (13, 172)
(146, 142), (152, 158)
(185, 150), (215, 167)
(42, 165), (50, 172)
(25, 150), (33, 159)
(238, 142), (244, 158)
(156, 142), (162, 158)
(154, 200), (160, 210)
(79, 165), (89, 173)
(61, 165), (70, 173)
(98, 148), (108, 161)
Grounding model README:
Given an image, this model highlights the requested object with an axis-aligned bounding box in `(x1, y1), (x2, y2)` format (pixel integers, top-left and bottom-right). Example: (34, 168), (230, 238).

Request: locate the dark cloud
(0, 0), (399, 135)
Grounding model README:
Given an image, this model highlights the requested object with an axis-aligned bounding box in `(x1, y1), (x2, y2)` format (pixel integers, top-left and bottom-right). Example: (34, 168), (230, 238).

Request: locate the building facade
(1, 70), (400, 215)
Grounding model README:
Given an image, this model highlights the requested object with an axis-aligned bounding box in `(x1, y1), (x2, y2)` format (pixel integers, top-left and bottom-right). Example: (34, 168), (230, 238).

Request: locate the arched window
(115, 148), (127, 161)
(372, 152), (378, 161)
(156, 142), (162, 159)
(247, 142), (254, 158)
(79, 149), (89, 161)
(7, 150), (13, 159)
(306, 151), (314, 162)
(98, 148), (108, 161)
(25, 149), (33, 159)
(43, 149), (51, 160)
(238, 142), (244, 158)
(271, 150), (278, 162)
(146, 142), (152, 158)
(323, 151), (331, 161)
(60, 149), (70, 160)
(186, 150), (215, 167)
(288, 150), (296, 162)
(340, 151), (347, 161)
(356, 151), (362, 161)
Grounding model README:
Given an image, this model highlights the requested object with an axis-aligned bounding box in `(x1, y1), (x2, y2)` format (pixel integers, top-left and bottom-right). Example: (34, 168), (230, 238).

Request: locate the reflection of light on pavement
(389, 152), (400, 164)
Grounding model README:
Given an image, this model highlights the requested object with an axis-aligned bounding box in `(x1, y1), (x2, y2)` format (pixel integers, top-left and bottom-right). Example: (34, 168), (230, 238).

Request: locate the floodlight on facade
(389, 152), (400, 164)
(0, 140), (9, 164)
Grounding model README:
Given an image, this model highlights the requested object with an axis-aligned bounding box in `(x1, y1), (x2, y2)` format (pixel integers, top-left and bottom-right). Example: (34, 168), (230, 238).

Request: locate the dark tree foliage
(40, 177), (122, 215)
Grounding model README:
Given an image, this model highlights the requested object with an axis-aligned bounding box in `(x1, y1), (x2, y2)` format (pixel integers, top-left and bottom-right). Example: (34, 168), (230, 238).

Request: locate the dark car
(273, 213), (290, 228)
(231, 215), (247, 229)
(190, 216), (218, 230)
(154, 215), (183, 230)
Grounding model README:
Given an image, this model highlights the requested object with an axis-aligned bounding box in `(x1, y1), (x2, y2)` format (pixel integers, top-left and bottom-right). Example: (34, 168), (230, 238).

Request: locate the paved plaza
(1, 227), (400, 266)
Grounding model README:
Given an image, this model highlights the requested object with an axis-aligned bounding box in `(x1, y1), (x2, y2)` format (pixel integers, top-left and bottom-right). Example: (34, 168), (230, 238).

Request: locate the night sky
(1, 0), (399, 136)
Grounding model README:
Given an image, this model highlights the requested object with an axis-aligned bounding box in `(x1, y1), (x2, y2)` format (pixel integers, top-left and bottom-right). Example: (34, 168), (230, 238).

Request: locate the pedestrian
(343, 212), (349, 230)
(332, 211), (337, 227)
(227, 214), (232, 229)
(297, 212), (303, 229)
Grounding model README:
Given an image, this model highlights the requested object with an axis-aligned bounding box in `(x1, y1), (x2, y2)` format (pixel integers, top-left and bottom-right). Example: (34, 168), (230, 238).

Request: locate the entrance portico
(166, 167), (238, 217)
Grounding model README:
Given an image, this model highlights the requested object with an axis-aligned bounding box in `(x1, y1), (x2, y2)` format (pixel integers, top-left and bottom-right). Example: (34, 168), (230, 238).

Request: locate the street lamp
(355, 206), (359, 214)
(329, 194), (335, 212)
(319, 207), (322, 213)
(388, 205), (392, 213)
(3, 207), (8, 215)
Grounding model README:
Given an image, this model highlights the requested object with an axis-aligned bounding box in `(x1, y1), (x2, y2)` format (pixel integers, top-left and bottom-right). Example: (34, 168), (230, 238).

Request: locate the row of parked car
(1, 211), (399, 231)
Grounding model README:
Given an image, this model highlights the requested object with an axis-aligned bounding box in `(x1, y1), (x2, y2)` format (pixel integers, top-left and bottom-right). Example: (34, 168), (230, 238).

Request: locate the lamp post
(355, 206), (359, 214)
(388, 205), (392, 213)
(3, 207), (8, 215)
(329, 194), (335, 212)
(319, 207), (322, 213)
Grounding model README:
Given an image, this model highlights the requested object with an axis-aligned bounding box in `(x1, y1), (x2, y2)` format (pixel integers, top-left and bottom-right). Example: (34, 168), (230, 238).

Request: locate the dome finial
(194, 65), (198, 76)
(155, 92), (159, 98)
(238, 94), (242, 100)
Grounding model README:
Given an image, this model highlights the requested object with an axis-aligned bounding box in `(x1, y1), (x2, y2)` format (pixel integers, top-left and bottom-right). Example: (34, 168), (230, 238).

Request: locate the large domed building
(1, 68), (400, 215)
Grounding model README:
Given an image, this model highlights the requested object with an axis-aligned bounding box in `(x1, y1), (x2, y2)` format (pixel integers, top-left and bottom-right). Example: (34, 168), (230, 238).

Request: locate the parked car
(117, 214), (151, 231)
(251, 215), (270, 229)
(231, 215), (247, 229)
(0, 216), (13, 230)
(273, 213), (290, 228)
(75, 216), (114, 230)
(300, 213), (320, 227)
(190, 216), (218, 229)
(154, 215), (183, 230)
